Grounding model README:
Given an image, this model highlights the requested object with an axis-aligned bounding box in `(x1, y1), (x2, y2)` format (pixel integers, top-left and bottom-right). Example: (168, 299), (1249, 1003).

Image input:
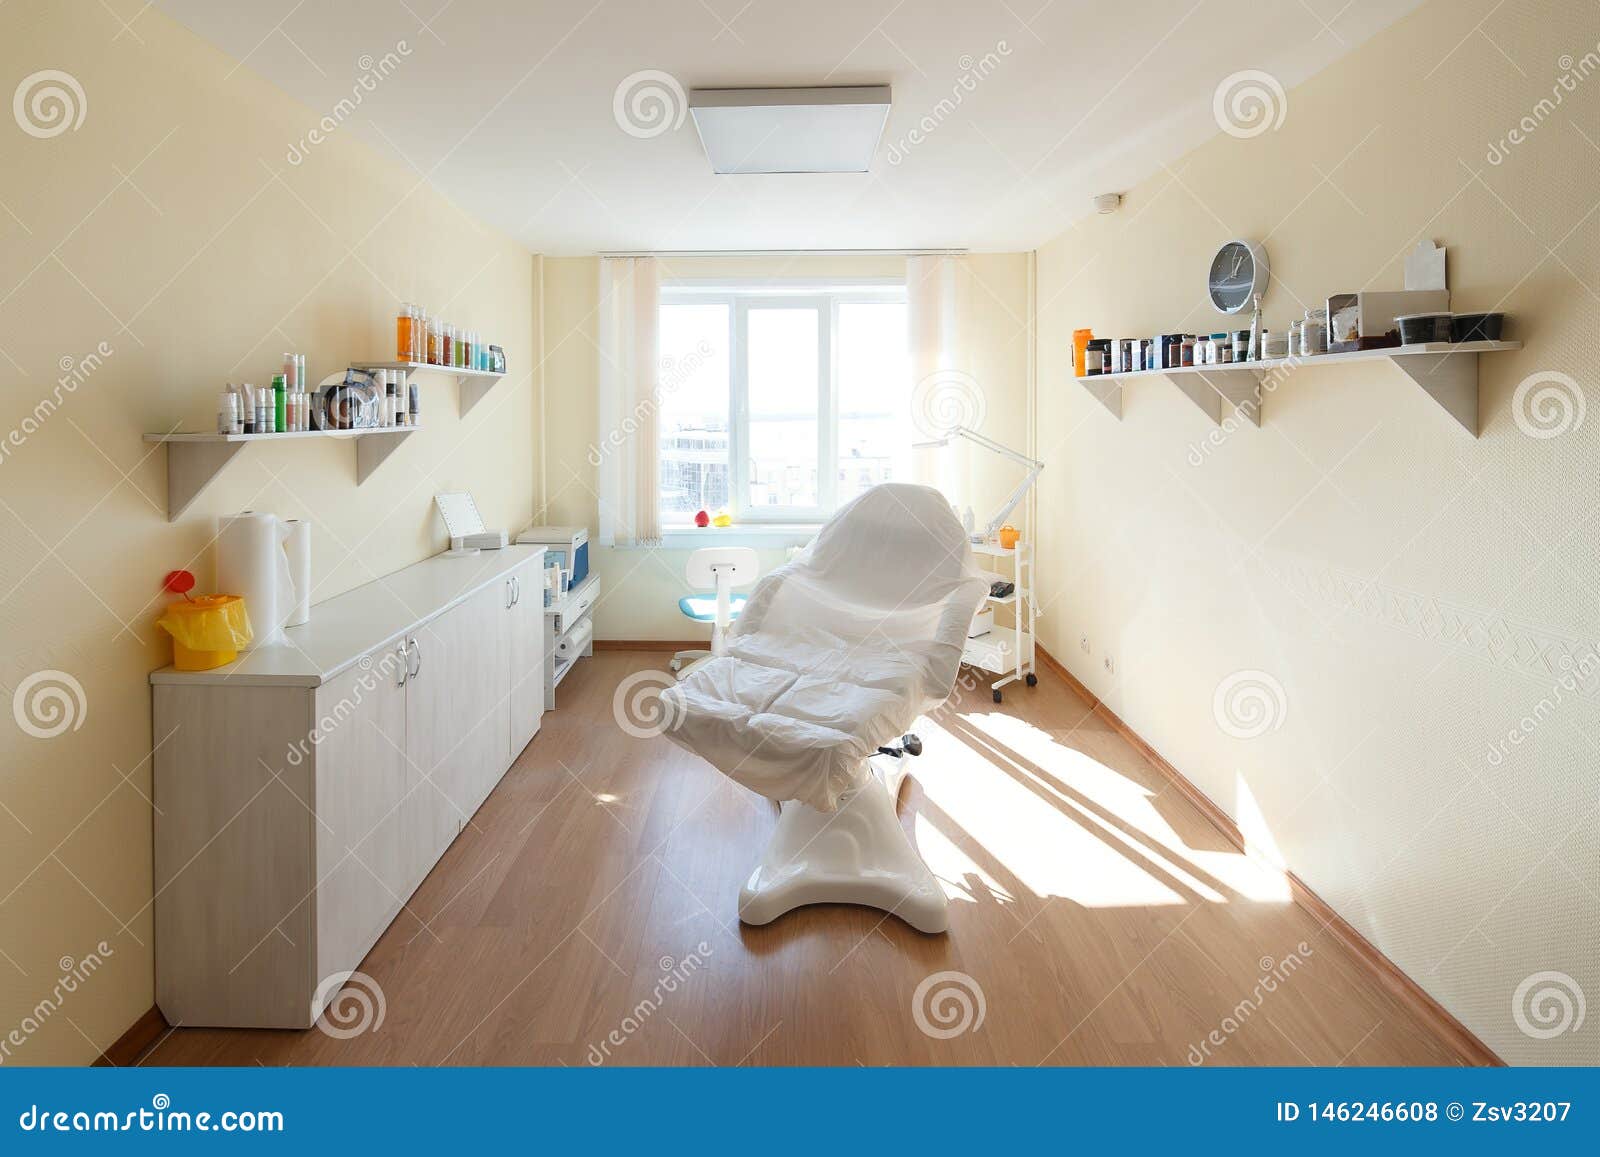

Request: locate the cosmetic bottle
(272, 374), (287, 433)
(396, 303), (414, 362)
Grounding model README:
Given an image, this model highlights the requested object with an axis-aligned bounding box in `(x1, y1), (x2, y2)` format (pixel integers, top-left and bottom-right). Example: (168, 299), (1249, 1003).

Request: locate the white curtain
(596, 256), (661, 547)
(906, 254), (964, 495)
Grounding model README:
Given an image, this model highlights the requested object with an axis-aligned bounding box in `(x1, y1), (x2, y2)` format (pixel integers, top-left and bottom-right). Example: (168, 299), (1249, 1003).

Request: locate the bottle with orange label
(426, 315), (442, 365)
(396, 303), (414, 362)
(1072, 328), (1093, 378)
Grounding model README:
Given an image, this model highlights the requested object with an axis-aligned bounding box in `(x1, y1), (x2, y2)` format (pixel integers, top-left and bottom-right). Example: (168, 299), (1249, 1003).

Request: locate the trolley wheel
(992, 689), (1003, 704)
(1026, 672), (1038, 687)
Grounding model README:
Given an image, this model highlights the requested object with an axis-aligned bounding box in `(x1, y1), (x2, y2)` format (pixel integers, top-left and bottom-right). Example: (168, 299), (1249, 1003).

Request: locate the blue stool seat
(678, 593), (748, 622)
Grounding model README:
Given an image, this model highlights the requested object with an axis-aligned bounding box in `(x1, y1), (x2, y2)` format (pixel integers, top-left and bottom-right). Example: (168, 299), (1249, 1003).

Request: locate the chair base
(736, 755), (948, 934)
(670, 649), (710, 674)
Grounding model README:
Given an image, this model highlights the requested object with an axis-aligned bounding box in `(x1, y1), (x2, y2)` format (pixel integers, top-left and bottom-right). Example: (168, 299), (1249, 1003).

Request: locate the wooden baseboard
(593, 639), (703, 652)
(1034, 645), (1503, 1067)
(92, 1005), (167, 1067)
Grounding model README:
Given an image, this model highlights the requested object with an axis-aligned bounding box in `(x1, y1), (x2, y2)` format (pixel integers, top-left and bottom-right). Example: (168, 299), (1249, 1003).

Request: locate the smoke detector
(1093, 192), (1122, 214)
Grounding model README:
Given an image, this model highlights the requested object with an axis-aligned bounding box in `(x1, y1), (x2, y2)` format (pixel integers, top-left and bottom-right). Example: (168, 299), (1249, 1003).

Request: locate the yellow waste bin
(157, 594), (253, 671)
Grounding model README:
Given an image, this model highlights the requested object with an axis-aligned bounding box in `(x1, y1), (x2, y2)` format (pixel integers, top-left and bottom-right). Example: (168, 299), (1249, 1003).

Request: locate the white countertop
(150, 545), (546, 688)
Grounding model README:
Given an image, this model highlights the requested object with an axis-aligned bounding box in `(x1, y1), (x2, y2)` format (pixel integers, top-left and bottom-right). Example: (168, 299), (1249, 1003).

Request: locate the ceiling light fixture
(689, 86), (892, 174)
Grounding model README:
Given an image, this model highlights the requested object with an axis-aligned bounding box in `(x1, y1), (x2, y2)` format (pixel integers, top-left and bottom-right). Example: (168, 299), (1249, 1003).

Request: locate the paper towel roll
(555, 617), (592, 661)
(215, 512), (295, 649)
(283, 519), (311, 627)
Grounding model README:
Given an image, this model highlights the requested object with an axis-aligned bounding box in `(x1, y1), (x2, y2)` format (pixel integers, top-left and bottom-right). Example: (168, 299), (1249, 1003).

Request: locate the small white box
(962, 628), (1014, 674)
(1326, 290), (1450, 342)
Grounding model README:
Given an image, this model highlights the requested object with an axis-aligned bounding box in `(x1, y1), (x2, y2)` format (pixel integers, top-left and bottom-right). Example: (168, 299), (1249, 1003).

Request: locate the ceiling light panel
(689, 86), (892, 174)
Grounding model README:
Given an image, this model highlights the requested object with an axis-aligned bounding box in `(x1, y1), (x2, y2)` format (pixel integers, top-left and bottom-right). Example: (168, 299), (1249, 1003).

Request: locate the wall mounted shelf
(352, 361), (505, 416)
(1073, 341), (1521, 437)
(142, 427), (421, 522)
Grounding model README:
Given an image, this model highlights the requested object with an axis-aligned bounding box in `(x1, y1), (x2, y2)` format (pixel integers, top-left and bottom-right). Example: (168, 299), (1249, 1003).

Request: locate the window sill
(657, 524), (822, 550)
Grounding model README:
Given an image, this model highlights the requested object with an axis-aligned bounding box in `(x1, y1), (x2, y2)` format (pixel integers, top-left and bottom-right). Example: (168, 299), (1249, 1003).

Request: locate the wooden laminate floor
(143, 652), (1465, 1067)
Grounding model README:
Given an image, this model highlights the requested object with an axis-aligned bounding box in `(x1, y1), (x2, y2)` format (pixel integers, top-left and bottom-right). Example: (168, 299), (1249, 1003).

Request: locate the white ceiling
(154, 0), (1423, 255)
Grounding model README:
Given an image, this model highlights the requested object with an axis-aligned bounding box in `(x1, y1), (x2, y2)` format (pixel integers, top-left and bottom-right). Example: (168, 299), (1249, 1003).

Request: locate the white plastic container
(1300, 309), (1327, 356)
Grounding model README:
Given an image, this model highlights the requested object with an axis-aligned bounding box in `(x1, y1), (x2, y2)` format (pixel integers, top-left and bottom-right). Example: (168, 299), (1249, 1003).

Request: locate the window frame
(658, 277), (907, 527)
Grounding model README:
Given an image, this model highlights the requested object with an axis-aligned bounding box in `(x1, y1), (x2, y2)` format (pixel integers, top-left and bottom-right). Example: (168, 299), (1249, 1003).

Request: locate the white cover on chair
(662, 483), (988, 811)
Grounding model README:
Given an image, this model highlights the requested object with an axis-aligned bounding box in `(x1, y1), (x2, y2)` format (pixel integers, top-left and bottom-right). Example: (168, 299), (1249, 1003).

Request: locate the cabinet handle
(395, 640), (409, 686)
(506, 577), (514, 608)
(512, 575), (521, 606)
(408, 636), (422, 678)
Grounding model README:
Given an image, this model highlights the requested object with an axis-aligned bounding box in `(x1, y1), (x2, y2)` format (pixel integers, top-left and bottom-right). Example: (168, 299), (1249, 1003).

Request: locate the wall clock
(1207, 239), (1269, 314)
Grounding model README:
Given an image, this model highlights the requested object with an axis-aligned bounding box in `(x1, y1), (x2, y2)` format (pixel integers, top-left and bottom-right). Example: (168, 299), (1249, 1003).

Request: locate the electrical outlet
(1080, 635), (1091, 653)
(1103, 655), (1115, 675)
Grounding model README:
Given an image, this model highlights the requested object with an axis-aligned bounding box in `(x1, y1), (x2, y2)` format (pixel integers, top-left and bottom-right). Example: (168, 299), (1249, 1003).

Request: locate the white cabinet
(506, 558), (545, 760)
(314, 639), (412, 986)
(151, 546), (544, 1029)
(405, 581), (509, 841)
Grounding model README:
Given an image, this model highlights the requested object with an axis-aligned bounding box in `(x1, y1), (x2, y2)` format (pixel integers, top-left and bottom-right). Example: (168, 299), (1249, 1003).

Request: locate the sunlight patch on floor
(909, 711), (1292, 906)
(913, 812), (1018, 905)
(910, 716), (1187, 908)
(1232, 772), (1292, 898)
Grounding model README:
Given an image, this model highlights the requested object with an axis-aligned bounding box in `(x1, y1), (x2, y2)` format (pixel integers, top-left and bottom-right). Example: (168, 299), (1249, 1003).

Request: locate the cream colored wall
(539, 252), (1031, 640)
(0, 3), (536, 1062)
(1034, 0), (1597, 1064)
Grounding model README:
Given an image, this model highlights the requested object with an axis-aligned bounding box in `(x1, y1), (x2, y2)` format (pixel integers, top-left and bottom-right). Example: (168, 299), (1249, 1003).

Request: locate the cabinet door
(507, 560), (545, 761)
(404, 582), (510, 855)
(314, 640), (411, 983)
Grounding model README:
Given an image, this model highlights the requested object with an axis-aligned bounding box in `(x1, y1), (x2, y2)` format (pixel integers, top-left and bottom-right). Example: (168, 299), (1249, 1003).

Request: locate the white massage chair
(660, 483), (989, 933)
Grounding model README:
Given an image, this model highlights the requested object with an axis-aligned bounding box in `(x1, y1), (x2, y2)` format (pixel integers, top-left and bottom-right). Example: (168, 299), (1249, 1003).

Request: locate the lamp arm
(984, 462), (1043, 540)
(951, 426), (1043, 471)
(915, 425), (1044, 540)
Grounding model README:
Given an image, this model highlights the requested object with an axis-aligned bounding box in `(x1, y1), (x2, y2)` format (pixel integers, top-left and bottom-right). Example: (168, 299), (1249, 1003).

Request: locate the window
(658, 282), (909, 526)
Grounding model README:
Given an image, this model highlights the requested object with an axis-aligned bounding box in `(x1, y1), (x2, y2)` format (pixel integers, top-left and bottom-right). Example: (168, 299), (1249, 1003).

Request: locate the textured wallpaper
(1034, 0), (1597, 1065)
(0, 2), (537, 1062)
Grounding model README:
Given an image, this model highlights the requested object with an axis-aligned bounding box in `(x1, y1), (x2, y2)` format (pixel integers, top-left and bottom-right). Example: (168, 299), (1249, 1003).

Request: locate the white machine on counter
(515, 525), (588, 593)
(434, 491), (507, 557)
